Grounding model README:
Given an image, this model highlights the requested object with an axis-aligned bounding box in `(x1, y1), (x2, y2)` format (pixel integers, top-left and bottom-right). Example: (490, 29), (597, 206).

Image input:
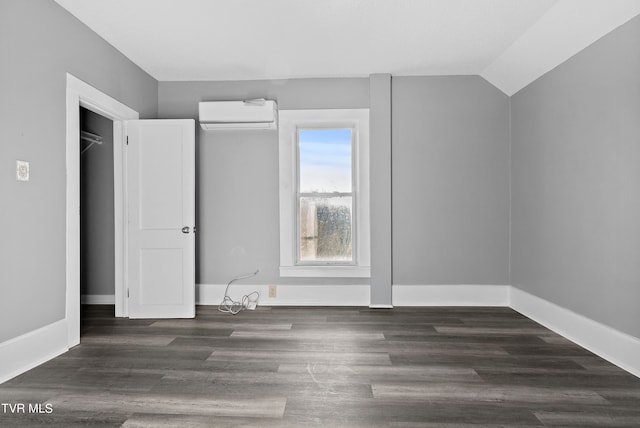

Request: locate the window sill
(280, 265), (371, 278)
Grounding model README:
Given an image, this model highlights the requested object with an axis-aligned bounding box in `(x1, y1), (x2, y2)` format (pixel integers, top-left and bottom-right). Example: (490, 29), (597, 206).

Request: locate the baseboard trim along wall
(510, 286), (640, 378)
(198, 284), (510, 307)
(81, 294), (116, 305)
(3, 285), (638, 383)
(197, 284), (370, 306)
(393, 284), (510, 306)
(0, 319), (68, 384)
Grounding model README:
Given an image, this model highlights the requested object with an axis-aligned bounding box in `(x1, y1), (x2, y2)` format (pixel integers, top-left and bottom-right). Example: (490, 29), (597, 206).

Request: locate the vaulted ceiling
(54, 0), (640, 95)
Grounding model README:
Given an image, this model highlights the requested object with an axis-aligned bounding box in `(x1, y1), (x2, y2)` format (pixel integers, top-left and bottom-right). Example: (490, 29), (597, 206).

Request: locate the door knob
(182, 226), (190, 234)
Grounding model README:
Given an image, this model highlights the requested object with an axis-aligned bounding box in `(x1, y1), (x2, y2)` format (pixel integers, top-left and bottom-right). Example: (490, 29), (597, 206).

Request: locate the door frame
(65, 73), (138, 347)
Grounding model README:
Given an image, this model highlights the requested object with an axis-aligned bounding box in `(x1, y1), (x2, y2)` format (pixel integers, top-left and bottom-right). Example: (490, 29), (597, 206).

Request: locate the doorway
(66, 75), (195, 348)
(66, 73), (139, 348)
(80, 107), (115, 331)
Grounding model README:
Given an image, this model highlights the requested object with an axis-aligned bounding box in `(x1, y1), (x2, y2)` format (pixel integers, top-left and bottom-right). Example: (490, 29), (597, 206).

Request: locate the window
(298, 128), (354, 263)
(279, 109), (370, 277)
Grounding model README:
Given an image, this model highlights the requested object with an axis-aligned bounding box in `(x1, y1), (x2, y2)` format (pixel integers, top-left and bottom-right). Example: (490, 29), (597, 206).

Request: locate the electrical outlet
(268, 285), (277, 298)
(16, 160), (29, 181)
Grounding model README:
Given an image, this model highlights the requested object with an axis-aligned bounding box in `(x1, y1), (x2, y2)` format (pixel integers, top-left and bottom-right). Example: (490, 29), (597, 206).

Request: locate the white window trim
(279, 109), (370, 278)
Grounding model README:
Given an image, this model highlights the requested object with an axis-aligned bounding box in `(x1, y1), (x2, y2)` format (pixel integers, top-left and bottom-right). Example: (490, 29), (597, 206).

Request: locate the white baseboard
(393, 284), (510, 306)
(199, 284), (510, 307)
(81, 294), (116, 305)
(0, 319), (69, 384)
(510, 287), (640, 378)
(197, 284), (370, 306)
(3, 286), (637, 384)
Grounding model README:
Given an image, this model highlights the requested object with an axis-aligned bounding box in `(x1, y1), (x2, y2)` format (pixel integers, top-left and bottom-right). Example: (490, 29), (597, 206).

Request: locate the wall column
(369, 74), (393, 307)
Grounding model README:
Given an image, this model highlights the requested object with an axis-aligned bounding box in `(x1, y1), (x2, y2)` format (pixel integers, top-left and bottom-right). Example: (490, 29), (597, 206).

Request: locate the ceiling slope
(53, 0), (640, 95)
(481, 0), (640, 95)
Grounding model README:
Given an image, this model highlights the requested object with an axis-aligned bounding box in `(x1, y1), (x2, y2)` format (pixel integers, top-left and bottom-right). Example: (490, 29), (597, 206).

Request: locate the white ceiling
(54, 0), (640, 95)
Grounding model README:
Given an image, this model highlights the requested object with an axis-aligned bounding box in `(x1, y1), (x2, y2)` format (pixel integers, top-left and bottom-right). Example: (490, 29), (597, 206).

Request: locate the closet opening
(80, 106), (115, 333)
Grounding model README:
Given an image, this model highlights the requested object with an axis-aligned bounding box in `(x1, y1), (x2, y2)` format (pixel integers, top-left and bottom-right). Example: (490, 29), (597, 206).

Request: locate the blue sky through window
(299, 129), (352, 193)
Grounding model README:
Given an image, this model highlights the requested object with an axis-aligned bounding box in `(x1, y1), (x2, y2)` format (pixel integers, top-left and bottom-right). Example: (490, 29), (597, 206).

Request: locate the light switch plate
(16, 160), (29, 181)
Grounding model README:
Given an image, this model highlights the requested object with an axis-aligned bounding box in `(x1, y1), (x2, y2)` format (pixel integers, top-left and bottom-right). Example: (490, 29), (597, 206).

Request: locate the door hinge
(127, 288), (130, 298)
(126, 136), (129, 145)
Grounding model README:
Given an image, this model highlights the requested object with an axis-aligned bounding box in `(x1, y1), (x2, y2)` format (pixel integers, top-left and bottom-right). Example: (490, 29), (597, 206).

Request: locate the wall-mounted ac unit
(198, 99), (278, 130)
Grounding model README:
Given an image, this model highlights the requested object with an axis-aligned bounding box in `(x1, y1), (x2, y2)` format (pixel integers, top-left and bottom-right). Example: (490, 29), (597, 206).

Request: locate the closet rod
(80, 131), (103, 154)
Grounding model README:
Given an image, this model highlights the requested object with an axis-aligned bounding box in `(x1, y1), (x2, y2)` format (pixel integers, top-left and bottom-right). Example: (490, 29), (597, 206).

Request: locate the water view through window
(298, 129), (353, 262)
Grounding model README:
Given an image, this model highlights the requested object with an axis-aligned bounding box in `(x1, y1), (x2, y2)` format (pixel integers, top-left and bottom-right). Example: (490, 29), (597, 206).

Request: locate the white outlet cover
(16, 160), (29, 181)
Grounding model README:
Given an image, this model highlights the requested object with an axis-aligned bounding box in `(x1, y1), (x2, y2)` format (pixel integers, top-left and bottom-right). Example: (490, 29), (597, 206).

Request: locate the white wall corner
(509, 286), (640, 378)
(0, 320), (69, 384)
(393, 285), (510, 307)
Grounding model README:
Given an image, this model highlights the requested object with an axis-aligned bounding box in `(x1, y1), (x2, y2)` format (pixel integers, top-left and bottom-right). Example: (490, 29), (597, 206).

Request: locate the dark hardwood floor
(1, 305), (639, 427)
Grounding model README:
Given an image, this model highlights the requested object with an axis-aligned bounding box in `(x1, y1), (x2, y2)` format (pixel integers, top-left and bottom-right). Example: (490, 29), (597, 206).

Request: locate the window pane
(299, 129), (352, 193)
(299, 196), (352, 262)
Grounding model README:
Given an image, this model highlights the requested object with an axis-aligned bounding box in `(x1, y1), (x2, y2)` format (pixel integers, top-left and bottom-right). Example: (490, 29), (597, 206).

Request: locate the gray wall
(158, 79), (370, 285)
(392, 76), (511, 285)
(369, 74), (393, 305)
(0, 0), (157, 343)
(80, 108), (115, 297)
(159, 76), (511, 289)
(7, 0), (631, 347)
(511, 15), (640, 338)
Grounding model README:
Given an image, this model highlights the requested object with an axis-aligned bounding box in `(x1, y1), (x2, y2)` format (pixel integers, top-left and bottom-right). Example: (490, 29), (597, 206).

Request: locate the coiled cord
(218, 269), (260, 315)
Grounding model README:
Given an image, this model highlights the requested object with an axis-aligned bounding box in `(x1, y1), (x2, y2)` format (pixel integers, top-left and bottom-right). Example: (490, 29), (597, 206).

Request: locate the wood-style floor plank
(0, 305), (638, 427)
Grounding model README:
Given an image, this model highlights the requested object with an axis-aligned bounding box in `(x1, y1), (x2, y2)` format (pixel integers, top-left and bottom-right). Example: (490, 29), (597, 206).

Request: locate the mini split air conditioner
(198, 99), (278, 130)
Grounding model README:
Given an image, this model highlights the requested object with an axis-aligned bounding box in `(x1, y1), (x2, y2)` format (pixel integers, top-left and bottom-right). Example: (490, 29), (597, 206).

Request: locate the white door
(126, 119), (195, 318)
